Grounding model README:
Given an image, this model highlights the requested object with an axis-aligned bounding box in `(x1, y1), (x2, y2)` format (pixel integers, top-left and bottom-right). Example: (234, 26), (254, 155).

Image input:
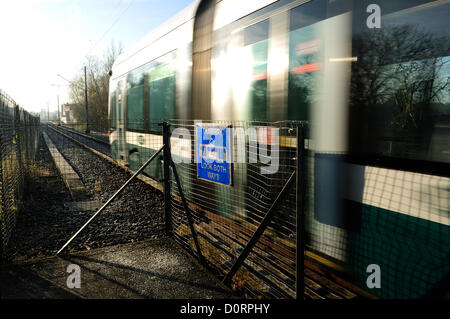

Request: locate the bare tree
(349, 24), (450, 158)
(68, 41), (123, 132)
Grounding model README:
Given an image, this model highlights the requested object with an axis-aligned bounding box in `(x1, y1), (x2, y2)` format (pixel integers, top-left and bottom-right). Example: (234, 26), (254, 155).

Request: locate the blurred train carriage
(108, 0), (450, 298)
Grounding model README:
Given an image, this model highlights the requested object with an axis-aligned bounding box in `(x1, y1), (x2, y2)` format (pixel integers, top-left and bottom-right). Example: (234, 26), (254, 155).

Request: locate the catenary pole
(84, 66), (90, 134)
(57, 94), (60, 125)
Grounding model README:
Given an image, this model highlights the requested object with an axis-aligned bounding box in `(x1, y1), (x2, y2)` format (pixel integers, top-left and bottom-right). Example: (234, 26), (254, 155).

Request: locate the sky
(0, 0), (193, 114)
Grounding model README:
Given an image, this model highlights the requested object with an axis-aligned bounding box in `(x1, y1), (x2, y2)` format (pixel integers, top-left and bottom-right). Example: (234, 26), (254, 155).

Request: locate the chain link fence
(105, 119), (304, 298)
(0, 90), (40, 260)
(165, 120), (303, 298)
(162, 119), (449, 299)
(8, 116), (448, 299)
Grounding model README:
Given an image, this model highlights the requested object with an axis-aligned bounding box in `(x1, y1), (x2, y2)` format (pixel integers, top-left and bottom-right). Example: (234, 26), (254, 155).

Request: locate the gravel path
(5, 129), (165, 263)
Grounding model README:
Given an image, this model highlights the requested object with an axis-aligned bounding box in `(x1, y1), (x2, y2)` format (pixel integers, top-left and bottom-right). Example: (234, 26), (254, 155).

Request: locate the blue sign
(196, 124), (232, 186)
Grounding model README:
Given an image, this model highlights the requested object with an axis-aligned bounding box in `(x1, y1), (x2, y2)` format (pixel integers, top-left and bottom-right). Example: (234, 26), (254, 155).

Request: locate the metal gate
(164, 120), (307, 299)
(54, 118), (308, 299)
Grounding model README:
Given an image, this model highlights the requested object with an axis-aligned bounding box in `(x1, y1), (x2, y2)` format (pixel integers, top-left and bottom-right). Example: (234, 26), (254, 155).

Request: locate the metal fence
(164, 120), (304, 298)
(15, 117), (449, 299)
(162, 119), (449, 299)
(58, 119), (305, 298)
(0, 90), (40, 259)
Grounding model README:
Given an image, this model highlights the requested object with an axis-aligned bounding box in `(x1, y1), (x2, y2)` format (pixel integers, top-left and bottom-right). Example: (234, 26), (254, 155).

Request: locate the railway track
(49, 124), (111, 157)
(42, 126), (166, 253)
(48, 124), (163, 192)
(46, 125), (373, 299)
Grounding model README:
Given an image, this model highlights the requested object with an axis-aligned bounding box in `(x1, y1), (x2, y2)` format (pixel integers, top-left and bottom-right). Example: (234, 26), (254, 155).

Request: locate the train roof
(111, 0), (199, 79)
(111, 0), (278, 79)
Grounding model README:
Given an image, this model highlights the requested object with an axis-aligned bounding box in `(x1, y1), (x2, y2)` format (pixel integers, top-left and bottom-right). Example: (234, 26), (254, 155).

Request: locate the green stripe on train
(347, 203), (449, 299)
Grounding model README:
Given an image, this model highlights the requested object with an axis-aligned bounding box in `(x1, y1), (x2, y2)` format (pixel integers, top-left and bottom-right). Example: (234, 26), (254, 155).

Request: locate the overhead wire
(97, 0), (124, 29)
(58, 0), (133, 91)
(85, 0), (136, 57)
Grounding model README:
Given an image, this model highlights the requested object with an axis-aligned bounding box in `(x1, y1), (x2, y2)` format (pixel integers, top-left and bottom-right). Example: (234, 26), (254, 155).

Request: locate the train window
(289, 0), (326, 31)
(126, 66), (145, 132)
(287, 1), (327, 121)
(237, 20), (269, 121)
(117, 79), (124, 125)
(148, 52), (176, 132)
(349, 0), (450, 164)
(211, 19), (269, 120)
(244, 19), (269, 46)
(110, 89), (116, 129)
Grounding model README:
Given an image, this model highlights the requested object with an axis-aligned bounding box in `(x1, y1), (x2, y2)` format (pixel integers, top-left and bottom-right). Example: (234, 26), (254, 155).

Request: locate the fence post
(162, 122), (172, 235)
(0, 113), (4, 261)
(296, 123), (306, 299)
(15, 105), (24, 200)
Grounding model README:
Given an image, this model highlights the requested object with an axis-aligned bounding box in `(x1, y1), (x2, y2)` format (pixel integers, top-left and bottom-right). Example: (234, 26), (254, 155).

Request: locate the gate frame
(164, 121), (307, 299)
(161, 122), (206, 267)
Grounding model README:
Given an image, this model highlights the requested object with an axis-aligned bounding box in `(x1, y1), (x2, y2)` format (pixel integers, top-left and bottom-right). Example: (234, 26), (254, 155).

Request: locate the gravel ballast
(5, 128), (165, 263)
(52, 125), (111, 157)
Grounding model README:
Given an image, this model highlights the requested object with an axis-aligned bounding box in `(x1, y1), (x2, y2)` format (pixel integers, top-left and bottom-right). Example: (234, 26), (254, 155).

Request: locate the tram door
(116, 79), (128, 164)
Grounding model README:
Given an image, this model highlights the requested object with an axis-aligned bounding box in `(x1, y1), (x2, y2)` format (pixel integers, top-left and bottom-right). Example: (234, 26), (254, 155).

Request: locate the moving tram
(109, 0), (450, 298)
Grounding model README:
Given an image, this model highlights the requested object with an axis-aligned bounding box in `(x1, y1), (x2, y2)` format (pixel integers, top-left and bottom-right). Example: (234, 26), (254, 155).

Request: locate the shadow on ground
(1, 238), (237, 299)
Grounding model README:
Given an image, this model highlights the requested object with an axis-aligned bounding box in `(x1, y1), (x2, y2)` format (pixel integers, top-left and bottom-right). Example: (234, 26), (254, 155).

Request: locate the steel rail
(53, 124), (109, 146)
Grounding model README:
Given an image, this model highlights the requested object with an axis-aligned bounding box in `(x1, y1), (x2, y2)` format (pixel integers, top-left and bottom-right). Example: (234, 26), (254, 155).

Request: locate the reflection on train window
(289, 0), (326, 31)
(242, 19), (269, 121)
(110, 88), (116, 129)
(349, 0), (450, 163)
(126, 66), (145, 132)
(244, 19), (269, 46)
(288, 1), (326, 121)
(117, 80), (124, 125)
(212, 20), (269, 120)
(148, 52), (176, 132)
